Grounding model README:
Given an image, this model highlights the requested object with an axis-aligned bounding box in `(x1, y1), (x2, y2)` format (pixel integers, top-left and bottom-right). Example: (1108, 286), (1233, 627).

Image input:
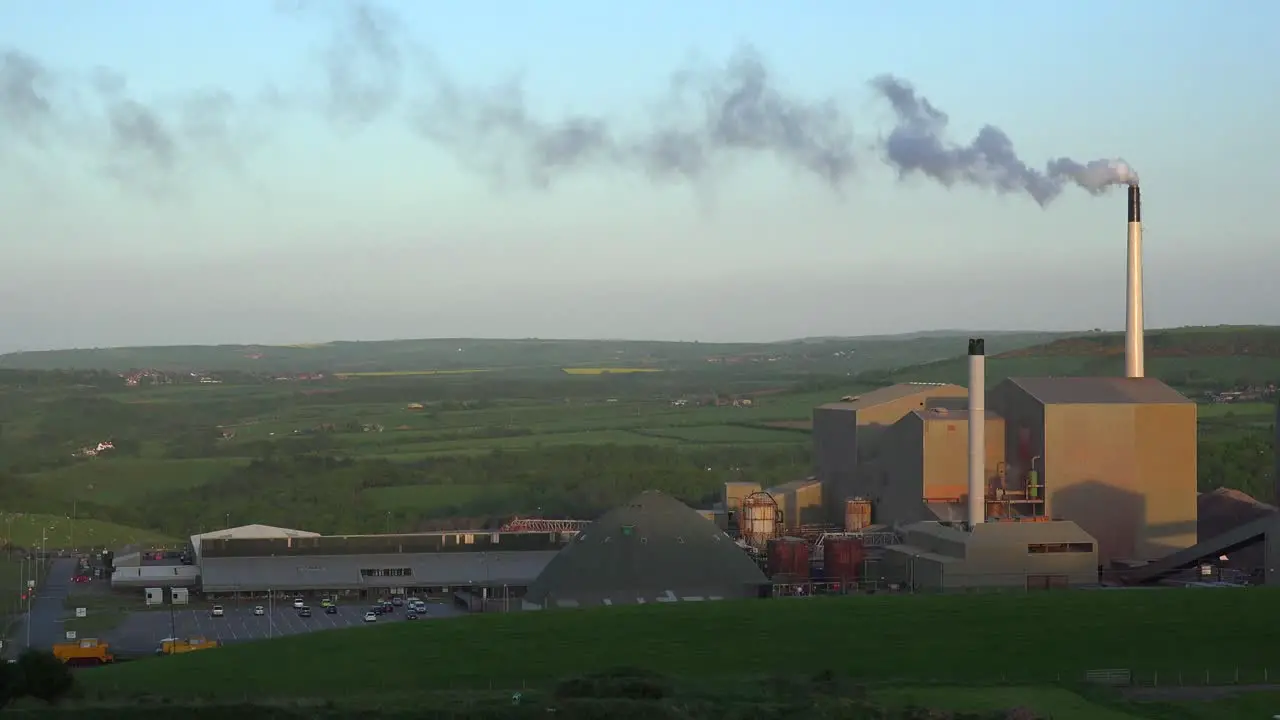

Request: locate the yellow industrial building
(813, 377), (1198, 566)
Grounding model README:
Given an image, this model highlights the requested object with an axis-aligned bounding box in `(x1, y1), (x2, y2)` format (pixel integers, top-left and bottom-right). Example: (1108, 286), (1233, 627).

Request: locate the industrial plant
(101, 183), (1280, 610)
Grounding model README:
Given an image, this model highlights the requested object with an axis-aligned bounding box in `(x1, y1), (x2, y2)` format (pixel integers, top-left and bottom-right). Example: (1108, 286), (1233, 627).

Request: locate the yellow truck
(158, 636), (220, 655)
(52, 638), (114, 666)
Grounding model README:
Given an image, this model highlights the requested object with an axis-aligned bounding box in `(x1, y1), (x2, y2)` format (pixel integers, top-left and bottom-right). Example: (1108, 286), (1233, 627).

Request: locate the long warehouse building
(112, 524), (574, 597)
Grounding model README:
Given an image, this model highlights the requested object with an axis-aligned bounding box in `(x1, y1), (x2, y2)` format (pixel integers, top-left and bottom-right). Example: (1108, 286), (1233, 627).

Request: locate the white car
(211, 605), (224, 617)
(253, 606), (265, 616)
(292, 598), (304, 609)
(363, 611), (377, 623)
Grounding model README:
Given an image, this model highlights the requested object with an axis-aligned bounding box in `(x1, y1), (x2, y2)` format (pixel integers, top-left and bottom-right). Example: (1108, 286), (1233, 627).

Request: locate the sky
(1, 1), (1277, 351)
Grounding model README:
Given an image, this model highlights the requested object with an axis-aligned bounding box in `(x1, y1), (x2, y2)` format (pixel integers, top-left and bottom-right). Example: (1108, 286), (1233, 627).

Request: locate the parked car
(292, 597), (305, 609)
(406, 612), (418, 620)
(211, 605), (224, 618)
(325, 604), (338, 615)
(391, 596), (403, 606)
(253, 606), (265, 616)
(363, 611), (377, 622)
(72, 575), (91, 584)
(298, 606), (312, 618)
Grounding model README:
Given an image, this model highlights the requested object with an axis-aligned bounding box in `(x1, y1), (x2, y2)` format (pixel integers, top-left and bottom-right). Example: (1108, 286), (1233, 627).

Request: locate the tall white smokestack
(1125, 184), (1145, 378)
(968, 338), (985, 527)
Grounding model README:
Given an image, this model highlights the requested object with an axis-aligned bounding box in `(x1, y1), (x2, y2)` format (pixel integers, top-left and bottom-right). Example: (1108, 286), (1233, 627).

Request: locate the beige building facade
(880, 520), (1099, 591)
(990, 377), (1197, 563)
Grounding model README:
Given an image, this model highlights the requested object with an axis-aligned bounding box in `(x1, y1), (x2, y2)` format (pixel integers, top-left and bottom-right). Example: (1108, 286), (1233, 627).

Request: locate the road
(5, 558), (76, 658)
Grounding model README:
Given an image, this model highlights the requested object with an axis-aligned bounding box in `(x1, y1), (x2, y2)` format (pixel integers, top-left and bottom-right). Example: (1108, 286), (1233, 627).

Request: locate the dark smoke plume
(870, 75), (1136, 206)
(1, 0), (1135, 205)
(413, 46), (858, 189)
(0, 49), (58, 145)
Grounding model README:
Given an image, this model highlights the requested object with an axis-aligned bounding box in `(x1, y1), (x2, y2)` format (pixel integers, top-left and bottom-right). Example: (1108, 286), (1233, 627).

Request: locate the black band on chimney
(1128, 184), (1141, 223)
(968, 338), (985, 356)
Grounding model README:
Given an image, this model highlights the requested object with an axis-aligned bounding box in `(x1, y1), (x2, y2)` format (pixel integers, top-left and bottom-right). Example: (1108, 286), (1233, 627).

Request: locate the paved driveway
(6, 559), (77, 657)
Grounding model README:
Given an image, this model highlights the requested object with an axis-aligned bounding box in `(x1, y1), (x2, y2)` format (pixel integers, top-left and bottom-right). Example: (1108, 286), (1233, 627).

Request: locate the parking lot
(103, 601), (460, 656)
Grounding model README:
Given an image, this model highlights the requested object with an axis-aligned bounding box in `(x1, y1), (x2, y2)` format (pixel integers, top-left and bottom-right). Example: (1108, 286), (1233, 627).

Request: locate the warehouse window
(1027, 543), (1093, 554)
(360, 568), (413, 577)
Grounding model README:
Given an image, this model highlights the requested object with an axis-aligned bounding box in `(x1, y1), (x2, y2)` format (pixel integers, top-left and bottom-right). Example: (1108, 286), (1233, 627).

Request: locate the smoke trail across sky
(0, 0), (1134, 206)
(871, 75), (1137, 206)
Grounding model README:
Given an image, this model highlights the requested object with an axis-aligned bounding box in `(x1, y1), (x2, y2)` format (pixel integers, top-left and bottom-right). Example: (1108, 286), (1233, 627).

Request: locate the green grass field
(1197, 401), (1273, 419)
(1, 513), (179, 551)
(873, 686), (1143, 720)
(362, 483), (516, 512)
(81, 589), (1280, 701)
(32, 458), (237, 506)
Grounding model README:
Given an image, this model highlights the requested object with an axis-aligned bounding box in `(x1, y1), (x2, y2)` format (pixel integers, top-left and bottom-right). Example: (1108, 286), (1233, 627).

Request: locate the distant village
(1204, 384), (1277, 404)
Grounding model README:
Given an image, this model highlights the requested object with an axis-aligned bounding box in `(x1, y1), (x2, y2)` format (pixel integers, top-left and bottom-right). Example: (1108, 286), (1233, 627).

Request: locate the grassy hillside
(0, 332), (1069, 373)
(82, 589), (1280, 700)
(872, 326), (1280, 389)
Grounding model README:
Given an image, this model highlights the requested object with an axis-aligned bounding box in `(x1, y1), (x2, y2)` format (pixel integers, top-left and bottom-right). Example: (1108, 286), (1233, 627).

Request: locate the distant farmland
(333, 370), (491, 378)
(561, 367), (664, 375)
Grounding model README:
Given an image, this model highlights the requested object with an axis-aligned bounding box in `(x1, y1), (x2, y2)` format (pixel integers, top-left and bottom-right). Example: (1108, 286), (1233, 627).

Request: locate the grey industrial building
(522, 491), (770, 608)
(881, 520), (1098, 591)
(120, 524), (572, 597)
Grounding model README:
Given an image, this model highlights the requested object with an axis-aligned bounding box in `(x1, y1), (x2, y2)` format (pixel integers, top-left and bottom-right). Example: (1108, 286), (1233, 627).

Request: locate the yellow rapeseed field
(561, 367), (664, 375)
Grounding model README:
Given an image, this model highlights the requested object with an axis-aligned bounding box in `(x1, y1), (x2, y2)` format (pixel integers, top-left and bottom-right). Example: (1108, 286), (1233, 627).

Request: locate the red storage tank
(823, 537), (866, 583)
(766, 537), (810, 579)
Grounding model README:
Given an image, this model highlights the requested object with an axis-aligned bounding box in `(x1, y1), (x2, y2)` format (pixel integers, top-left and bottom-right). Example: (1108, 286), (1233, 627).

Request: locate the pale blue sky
(1, 1), (1276, 351)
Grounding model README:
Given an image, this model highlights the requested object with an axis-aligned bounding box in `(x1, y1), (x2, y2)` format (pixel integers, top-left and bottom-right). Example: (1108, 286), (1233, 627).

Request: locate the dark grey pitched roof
(1008, 377), (1190, 405)
(523, 491), (769, 608)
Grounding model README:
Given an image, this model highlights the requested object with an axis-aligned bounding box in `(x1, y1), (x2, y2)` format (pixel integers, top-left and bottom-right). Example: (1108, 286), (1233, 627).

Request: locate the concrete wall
(1044, 403), (1197, 563)
(990, 380), (1047, 491)
(723, 481), (761, 513)
(881, 522), (1097, 591)
(815, 385), (969, 525)
(813, 406), (859, 524)
(856, 416), (929, 524)
(771, 481), (823, 530)
(921, 412), (1007, 503)
(111, 564), (200, 588)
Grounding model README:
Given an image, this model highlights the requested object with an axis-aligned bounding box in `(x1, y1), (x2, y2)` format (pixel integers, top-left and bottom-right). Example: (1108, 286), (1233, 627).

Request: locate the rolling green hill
(868, 326), (1280, 390)
(0, 332), (1069, 374)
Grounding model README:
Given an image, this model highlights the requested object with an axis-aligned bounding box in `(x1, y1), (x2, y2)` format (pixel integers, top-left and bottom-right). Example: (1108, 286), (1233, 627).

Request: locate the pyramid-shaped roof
(524, 491), (769, 608)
